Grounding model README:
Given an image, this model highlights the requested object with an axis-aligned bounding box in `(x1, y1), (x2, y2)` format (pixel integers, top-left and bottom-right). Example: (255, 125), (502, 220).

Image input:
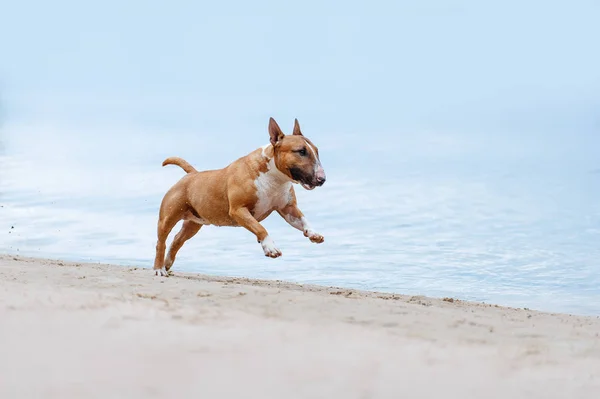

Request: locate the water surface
(1, 122), (599, 315)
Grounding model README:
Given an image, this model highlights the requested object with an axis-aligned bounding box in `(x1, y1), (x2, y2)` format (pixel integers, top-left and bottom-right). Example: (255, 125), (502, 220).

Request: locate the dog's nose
(315, 165), (326, 186)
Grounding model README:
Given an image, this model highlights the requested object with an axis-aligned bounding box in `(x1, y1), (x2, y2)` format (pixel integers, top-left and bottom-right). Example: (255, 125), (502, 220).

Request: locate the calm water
(1, 122), (599, 315)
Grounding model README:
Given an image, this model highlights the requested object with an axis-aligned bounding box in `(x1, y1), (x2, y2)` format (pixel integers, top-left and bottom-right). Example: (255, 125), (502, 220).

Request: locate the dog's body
(153, 118), (326, 276)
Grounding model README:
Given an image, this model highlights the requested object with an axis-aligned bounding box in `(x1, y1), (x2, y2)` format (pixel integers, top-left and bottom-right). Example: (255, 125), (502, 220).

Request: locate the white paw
(261, 235), (282, 258)
(154, 267), (169, 277)
(304, 230), (324, 244)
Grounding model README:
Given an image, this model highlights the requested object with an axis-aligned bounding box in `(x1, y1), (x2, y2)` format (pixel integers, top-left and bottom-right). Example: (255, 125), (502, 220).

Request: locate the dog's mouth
(289, 167), (316, 190)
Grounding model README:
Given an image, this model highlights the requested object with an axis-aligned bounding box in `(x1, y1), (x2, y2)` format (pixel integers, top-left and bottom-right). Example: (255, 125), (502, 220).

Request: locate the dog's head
(268, 117), (326, 190)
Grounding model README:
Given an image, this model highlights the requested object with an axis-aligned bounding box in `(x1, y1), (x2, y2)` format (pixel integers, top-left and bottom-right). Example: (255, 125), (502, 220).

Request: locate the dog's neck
(258, 144), (290, 182)
(260, 143), (274, 160)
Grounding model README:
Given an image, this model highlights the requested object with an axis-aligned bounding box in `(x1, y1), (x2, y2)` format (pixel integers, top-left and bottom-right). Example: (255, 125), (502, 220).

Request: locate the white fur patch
(282, 214), (311, 232)
(154, 267), (168, 277)
(260, 143), (271, 157)
(300, 216), (314, 235)
(304, 139), (322, 173)
(261, 235), (281, 257)
(283, 214), (304, 231)
(302, 218), (323, 242)
(253, 144), (292, 220)
(304, 139), (318, 159)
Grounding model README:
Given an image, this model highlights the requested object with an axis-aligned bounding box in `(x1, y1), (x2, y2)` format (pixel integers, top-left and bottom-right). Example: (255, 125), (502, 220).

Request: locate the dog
(153, 117), (326, 276)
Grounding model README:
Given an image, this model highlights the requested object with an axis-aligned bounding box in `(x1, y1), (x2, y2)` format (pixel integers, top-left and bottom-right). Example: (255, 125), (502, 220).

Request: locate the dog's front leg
(277, 204), (324, 244)
(229, 207), (282, 258)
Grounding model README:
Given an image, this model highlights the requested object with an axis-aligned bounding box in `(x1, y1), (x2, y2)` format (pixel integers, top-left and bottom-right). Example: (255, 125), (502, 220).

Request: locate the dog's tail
(162, 157), (198, 174)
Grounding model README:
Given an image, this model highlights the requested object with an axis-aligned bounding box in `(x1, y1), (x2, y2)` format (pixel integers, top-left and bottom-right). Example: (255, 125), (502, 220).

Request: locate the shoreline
(2, 253), (600, 398)
(2, 252), (588, 317)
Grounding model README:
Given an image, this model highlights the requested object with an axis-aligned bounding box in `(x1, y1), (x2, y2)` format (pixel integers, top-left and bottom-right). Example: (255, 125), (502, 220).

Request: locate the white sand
(1, 254), (599, 398)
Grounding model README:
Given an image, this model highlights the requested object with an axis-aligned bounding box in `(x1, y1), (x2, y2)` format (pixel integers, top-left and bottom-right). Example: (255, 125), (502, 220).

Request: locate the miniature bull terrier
(153, 117), (326, 276)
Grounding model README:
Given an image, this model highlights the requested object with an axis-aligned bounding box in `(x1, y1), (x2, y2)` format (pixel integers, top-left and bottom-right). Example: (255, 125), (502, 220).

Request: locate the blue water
(1, 121), (599, 315)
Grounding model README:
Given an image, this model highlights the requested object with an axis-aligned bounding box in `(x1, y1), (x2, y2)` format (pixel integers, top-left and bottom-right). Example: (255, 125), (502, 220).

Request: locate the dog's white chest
(253, 160), (292, 220)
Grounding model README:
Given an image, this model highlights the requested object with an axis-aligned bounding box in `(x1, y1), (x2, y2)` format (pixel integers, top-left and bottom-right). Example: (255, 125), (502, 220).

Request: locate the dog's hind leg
(164, 220), (202, 272)
(153, 213), (181, 277)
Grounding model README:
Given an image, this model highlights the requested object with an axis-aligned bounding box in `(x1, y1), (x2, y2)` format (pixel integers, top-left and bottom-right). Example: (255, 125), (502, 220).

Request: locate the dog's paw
(304, 230), (324, 244)
(261, 236), (282, 258)
(154, 267), (169, 277)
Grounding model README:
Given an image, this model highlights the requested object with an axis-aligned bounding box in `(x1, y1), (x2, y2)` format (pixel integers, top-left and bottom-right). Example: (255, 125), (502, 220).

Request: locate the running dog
(153, 117), (326, 276)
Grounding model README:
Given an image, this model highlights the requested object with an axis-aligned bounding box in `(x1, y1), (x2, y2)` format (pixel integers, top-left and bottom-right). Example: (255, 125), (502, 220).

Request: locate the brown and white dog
(153, 117), (326, 276)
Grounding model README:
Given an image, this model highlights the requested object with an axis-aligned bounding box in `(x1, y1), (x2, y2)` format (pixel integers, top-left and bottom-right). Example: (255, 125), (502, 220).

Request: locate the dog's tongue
(301, 183), (315, 190)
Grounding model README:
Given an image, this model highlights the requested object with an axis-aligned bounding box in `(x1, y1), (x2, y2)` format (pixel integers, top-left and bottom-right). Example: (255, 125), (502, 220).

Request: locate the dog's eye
(296, 148), (307, 156)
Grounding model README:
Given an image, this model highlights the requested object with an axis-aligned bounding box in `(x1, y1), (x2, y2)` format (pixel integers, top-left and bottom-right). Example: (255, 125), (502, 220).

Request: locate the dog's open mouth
(301, 183), (316, 190)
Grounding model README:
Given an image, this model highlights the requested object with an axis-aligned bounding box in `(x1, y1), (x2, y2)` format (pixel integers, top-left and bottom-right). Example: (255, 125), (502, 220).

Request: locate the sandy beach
(1, 254), (599, 398)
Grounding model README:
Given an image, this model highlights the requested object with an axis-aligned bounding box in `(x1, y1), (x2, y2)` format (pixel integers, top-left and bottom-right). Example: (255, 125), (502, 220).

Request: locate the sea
(1, 117), (599, 316)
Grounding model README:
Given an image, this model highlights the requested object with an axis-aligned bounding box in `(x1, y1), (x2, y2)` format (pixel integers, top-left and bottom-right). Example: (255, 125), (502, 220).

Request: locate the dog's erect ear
(269, 117), (285, 146)
(292, 118), (303, 136)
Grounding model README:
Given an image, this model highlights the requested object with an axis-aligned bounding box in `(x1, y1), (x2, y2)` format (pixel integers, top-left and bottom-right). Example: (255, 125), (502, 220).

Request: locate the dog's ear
(269, 117), (285, 146)
(292, 118), (303, 136)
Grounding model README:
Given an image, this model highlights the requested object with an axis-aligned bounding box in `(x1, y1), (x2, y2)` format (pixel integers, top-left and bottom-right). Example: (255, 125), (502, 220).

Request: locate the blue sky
(1, 0), (599, 137)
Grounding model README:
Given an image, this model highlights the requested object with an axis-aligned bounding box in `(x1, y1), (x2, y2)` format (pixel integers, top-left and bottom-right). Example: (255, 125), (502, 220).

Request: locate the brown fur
(153, 117), (325, 275)
(162, 157), (197, 174)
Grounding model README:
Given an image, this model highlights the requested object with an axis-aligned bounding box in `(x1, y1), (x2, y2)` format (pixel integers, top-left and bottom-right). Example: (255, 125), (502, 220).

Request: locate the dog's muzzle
(291, 166), (326, 190)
